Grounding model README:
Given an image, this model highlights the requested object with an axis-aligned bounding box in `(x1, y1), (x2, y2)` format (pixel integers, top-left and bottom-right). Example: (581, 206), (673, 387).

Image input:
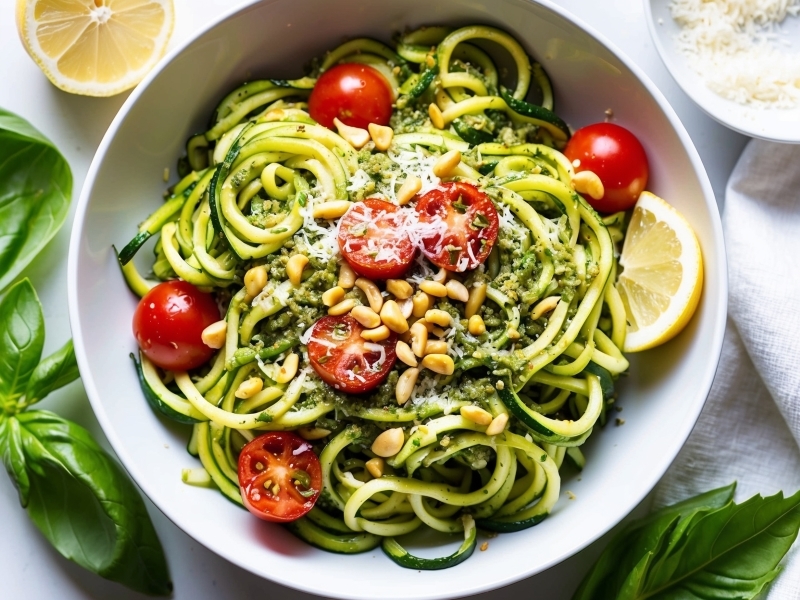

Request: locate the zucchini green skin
(225, 337), (300, 370)
(131, 354), (199, 425)
(565, 447), (586, 471)
(409, 64), (438, 98)
(452, 118), (494, 145)
(499, 86), (570, 139)
(477, 512), (547, 533)
(381, 518), (477, 570)
(287, 517), (381, 554)
(269, 77), (316, 90)
(478, 160), (499, 175)
(497, 385), (556, 438)
(115, 246), (156, 298)
(582, 361), (614, 399)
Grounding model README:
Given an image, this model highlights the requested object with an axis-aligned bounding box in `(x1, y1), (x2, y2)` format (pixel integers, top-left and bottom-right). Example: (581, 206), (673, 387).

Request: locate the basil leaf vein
(0, 278), (44, 409)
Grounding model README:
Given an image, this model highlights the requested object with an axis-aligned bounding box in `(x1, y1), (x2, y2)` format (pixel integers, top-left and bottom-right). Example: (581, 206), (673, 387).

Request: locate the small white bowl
(645, 0), (800, 142)
(68, 1), (726, 598)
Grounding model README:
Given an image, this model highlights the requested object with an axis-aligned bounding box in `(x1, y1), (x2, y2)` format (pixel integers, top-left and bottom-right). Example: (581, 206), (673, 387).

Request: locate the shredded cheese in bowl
(669, 0), (800, 108)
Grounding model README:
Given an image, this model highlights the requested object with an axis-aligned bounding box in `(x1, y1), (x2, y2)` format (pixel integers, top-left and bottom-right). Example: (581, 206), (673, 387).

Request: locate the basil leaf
(0, 278), (44, 410)
(573, 484), (800, 600)
(24, 338), (79, 407)
(0, 109), (72, 291)
(0, 415), (30, 505)
(15, 410), (172, 596)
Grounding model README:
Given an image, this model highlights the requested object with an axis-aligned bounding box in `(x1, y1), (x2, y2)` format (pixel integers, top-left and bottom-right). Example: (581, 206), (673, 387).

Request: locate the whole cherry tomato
(308, 63), (393, 130)
(307, 315), (397, 394)
(563, 123), (649, 213)
(238, 432), (322, 522)
(414, 182), (499, 272)
(132, 280), (219, 371)
(338, 198), (415, 280)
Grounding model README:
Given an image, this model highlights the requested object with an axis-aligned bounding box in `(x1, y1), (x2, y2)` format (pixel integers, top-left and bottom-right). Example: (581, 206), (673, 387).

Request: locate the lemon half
(16, 0), (174, 97)
(617, 191), (704, 353)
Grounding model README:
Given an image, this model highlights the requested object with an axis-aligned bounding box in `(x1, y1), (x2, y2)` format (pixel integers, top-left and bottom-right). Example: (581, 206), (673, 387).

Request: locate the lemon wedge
(616, 191), (703, 353)
(16, 0), (174, 97)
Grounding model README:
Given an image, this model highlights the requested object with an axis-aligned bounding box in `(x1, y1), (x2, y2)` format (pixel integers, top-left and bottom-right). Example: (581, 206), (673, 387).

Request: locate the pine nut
(419, 280), (447, 297)
(351, 305), (382, 329)
(334, 117), (370, 149)
(201, 320), (227, 349)
(396, 341), (418, 367)
(395, 368), (419, 405)
(485, 413), (509, 436)
(355, 277), (383, 313)
(244, 265), (268, 298)
(368, 123), (394, 151)
(425, 309), (452, 327)
(371, 428), (405, 457)
(428, 103), (445, 129)
(425, 340), (449, 355)
(468, 315), (486, 335)
(433, 268), (448, 283)
(313, 200), (352, 220)
(460, 405), (493, 426)
(531, 296), (560, 320)
(287, 254), (309, 286)
(322, 286), (345, 307)
(380, 300), (409, 333)
(398, 298), (413, 319)
(445, 280), (469, 302)
(465, 283), (487, 318)
(410, 321), (428, 357)
(387, 279), (413, 300)
(412, 291), (432, 317)
(235, 377), (263, 399)
(433, 150), (461, 178)
(298, 427), (331, 441)
(338, 262), (357, 289)
(361, 325), (391, 341)
(275, 353), (299, 383)
(421, 354), (455, 375)
(365, 457), (385, 478)
(397, 175), (422, 205)
(572, 170), (604, 200)
(329, 298), (356, 316)
(507, 328), (521, 340)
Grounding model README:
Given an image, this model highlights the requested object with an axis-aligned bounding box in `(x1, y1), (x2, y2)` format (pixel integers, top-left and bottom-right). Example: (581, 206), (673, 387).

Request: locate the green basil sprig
(0, 109), (72, 291)
(573, 483), (800, 599)
(0, 279), (172, 596)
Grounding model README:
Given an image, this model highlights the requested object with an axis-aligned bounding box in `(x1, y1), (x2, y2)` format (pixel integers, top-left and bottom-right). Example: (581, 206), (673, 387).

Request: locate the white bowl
(645, 0), (800, 142)
(67, 1), (727, 598)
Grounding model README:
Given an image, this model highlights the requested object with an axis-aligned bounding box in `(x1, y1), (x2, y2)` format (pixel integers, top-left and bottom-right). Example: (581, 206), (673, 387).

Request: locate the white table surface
(0, 0), (747, 597)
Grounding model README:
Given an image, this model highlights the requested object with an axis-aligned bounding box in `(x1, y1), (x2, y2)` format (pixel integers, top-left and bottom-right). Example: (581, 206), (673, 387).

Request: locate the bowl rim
(67, 0), (728, 597)
(642, 0), (800, 144)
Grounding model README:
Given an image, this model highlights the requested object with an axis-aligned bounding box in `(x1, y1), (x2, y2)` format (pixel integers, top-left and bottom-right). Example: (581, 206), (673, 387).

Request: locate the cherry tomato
(563, 123), (649, 213)
(307, 315), (397, 394)
(132, 280), (219, 371)
(338, 198), (415, 280)
(414, 182), (499, 272)
(308, 63), (393, 130)
(238, 432), (322, 522)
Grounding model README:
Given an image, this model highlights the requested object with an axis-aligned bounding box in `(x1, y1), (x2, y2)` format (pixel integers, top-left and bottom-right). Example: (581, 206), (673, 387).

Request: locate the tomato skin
(414, 182), (499, 272)
(238, 432), (322, 523)
(338, 198), (415, 280)
(308, 63), (393, 130)
(563, 123), (649, 213)
(307, 315), (397, 394)
(132, 280), (220, 371)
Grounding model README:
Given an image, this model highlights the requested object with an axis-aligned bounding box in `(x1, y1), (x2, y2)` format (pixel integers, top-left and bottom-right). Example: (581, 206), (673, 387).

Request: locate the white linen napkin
(653, 139), (800, 598)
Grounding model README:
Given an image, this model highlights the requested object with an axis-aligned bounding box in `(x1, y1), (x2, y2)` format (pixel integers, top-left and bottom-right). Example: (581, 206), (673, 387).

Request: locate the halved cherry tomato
(414, 182), (499, 272)
(238, 432), (322, 523)
(563, 123), (649, 213)
(308, 63), (393, 130)
(307, 315), (397, 394)
(132, 280), (220, 371)
(338, 198), (415, 280)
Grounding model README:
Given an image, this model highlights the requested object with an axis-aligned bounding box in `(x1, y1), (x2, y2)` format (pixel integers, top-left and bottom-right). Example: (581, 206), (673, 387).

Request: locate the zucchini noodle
(119, 24), (631, 568)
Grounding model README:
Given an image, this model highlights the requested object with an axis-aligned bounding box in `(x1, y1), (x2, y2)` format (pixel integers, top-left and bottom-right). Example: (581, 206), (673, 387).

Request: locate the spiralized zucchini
(119, 24), (630, 568)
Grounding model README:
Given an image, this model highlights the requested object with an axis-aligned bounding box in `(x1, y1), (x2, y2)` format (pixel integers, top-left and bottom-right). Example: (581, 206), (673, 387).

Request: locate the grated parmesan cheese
(669, 0), (800, 107)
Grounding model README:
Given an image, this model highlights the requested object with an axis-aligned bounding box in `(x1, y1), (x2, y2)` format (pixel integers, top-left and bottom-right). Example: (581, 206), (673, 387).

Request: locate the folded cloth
(654, 140), (800, 598)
